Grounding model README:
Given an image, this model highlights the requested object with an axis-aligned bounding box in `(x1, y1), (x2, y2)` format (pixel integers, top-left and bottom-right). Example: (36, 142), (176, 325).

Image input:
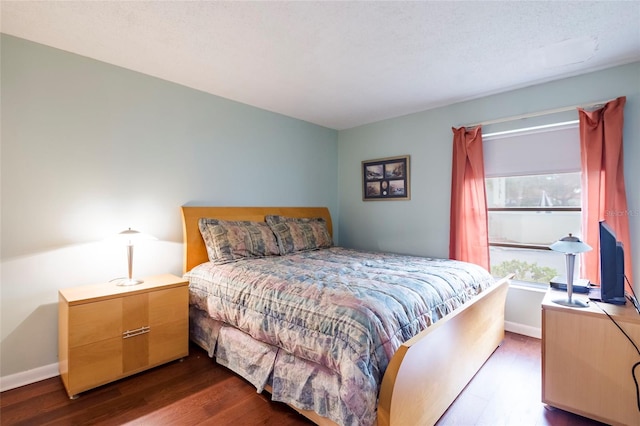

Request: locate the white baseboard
(505, 320), (541, 339)
(0, 363), (59, 392)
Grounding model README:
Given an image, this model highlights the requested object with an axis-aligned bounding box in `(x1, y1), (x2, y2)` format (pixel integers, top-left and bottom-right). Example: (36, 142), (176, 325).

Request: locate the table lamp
(549, 233), (592, 308)
(114, 228), (157, 286)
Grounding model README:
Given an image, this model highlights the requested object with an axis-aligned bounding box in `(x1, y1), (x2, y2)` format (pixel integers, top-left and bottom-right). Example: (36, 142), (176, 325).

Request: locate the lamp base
(552, 297), (589, 308)
(116, 278), (144, 286)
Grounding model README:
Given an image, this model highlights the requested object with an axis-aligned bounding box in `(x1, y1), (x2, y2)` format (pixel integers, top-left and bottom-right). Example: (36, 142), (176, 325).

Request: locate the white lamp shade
(549, 233), (591, 254)
(113, 228), (157, 244)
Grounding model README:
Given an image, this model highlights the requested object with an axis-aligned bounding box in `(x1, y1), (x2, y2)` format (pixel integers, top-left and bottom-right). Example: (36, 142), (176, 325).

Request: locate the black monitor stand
(588, 287), (627, 305)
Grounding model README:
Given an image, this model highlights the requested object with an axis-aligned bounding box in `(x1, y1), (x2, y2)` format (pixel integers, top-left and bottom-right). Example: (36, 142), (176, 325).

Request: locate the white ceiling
(2, 1), (639, 130)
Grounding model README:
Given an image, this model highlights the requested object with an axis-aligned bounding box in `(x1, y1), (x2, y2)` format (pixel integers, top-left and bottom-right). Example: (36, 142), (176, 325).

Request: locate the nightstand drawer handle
(123, 326), (150, 339)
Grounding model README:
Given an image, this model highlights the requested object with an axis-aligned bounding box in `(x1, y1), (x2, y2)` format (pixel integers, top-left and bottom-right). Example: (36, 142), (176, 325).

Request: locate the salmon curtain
(449, 126), (490, 270)
(579, 96), (633, 289)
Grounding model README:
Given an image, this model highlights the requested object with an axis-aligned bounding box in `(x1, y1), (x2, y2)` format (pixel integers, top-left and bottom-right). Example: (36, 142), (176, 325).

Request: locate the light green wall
(338, 62), (640, 331)
(0, 35), (338, 377)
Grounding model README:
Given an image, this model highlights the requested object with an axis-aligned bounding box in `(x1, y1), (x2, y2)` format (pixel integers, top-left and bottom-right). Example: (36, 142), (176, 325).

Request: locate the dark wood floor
(1, 332), (604, 426)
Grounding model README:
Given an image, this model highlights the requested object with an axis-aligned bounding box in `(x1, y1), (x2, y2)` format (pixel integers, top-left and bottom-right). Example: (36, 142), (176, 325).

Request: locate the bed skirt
(190, 307), (366, 425)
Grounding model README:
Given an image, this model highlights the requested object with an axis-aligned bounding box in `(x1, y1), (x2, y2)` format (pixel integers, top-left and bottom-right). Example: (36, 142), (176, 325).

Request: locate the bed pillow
(265, 215), (333, 254)
(198, 218), (280, 264)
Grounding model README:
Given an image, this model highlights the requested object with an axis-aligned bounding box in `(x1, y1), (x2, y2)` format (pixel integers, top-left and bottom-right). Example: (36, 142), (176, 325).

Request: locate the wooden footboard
(377, 275), (511, 426)
(273, 275), (510, 426)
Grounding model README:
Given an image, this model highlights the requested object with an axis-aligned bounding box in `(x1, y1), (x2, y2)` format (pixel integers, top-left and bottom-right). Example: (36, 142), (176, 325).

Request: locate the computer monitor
(599, 221), (626, 305)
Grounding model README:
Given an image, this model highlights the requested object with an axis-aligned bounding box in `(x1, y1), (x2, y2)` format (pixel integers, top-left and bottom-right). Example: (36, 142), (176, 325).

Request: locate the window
(483, 122), (582, 285)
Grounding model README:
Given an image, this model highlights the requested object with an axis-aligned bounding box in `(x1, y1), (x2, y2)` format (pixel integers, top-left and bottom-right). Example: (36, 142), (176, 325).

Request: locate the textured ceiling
(2, 1), (639, 130)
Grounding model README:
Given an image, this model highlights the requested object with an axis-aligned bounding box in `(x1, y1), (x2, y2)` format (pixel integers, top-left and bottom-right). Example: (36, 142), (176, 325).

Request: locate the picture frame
(362, 155), (410, 201)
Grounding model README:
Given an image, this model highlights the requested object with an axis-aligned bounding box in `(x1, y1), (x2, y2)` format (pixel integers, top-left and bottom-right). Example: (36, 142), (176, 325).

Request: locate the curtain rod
(460, 98), (613, 129)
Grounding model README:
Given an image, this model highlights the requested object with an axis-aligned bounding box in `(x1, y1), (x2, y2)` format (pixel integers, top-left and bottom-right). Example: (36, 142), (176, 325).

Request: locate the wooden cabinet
(542, 289), (640, 425)
(58, 274), (189, 398)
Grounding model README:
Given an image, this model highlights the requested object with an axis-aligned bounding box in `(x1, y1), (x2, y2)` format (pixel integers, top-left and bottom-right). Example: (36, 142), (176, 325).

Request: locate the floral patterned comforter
(186, 247), (494, 425)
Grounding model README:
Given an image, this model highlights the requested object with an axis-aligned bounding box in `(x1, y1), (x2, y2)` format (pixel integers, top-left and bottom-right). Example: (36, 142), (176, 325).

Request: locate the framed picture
(362, 155), (410, 201)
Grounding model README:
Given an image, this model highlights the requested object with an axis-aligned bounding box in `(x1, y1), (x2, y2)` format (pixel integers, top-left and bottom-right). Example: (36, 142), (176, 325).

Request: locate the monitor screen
(599, 221), (625, 305)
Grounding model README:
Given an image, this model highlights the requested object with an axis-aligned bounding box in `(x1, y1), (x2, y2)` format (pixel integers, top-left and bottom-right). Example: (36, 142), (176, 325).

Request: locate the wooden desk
(542, 289), (640, 425)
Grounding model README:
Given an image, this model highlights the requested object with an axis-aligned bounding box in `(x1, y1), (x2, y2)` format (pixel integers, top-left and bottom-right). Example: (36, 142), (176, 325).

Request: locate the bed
(181, 206), (510, 426)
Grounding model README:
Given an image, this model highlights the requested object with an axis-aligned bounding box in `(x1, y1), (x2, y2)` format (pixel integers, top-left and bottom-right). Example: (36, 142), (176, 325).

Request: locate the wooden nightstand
(542, 288), (640, 425)
(58, 274), (189, 398)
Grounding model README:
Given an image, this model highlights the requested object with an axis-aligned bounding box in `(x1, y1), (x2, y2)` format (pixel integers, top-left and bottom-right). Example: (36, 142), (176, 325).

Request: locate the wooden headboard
(180, 206), (333, 274)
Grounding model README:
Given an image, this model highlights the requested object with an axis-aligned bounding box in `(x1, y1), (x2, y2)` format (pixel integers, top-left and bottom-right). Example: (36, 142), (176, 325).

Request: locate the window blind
(483, 122), (580, 178)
